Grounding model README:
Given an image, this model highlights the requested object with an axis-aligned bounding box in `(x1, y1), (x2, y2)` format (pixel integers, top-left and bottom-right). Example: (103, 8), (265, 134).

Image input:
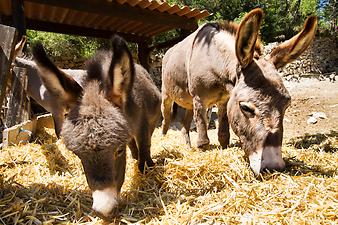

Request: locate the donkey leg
(192, 96), (210, 148)
(127, 138), (139, 160)
(217, 103), (230, 149)
(161, 95), (173, 136)
(181, 109), (193, 147)
(136, 127), (155, 173)
(52, 111), (64, 138)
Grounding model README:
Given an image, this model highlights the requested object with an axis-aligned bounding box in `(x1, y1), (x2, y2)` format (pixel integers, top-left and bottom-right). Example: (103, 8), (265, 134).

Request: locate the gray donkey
(32, 36), (161, 216)
(12, 36), (87, 137)
(14, 57), (87, 136)
(161, 8), (317, 175)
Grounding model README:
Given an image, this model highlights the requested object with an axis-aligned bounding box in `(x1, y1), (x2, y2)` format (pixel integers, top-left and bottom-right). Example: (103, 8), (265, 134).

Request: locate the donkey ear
(32, 43), (83, 107)
(269, 16), (317, 69)
(235, 8), (263, 68)
(106, 35), (135, 108)
(13, 35), (27, 58)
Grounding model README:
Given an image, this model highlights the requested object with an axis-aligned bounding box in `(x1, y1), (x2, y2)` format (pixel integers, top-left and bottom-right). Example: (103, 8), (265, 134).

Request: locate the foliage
(317, 0), (337, 36)
(166, 0), (323, 42)
(27, 30), (108, 60)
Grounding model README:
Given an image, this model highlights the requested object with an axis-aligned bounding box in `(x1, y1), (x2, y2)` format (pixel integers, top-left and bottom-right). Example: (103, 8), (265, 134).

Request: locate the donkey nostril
(261, 159), (286, 172)
(261, 145), (285, 173)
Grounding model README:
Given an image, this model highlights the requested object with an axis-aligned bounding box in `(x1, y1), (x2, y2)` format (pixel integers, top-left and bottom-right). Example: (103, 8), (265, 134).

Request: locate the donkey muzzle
(249, 145), (285, 175)
(92, 187), (119, 217)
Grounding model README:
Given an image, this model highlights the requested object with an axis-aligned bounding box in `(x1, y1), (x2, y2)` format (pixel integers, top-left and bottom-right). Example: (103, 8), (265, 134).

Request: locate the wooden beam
(24, 0), (198, 31)
(138, 40), (152, 71)
(0, 24), (17, 116)
(25, 18), (146, 43)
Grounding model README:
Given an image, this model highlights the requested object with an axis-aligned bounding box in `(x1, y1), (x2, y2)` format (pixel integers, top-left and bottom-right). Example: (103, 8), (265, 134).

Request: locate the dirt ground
(283, 78), (338, 140)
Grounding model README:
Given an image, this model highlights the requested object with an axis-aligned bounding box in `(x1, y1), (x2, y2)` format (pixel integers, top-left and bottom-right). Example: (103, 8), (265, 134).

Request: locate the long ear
(32, 43), (83, 106)
(106, 35), (135, 108)
(269, 16), (318, 69)
(235, 8), (263, 68)
(13, 35), (27, 58)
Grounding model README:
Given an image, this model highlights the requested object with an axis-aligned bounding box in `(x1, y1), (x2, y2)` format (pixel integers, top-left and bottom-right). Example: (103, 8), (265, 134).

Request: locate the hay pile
(1, 128), (337, 224)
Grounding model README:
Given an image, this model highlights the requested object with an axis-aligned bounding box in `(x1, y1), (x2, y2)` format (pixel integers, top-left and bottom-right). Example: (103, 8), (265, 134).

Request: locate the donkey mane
(207, 20), (264, 56)
(85, 50), (110, 82)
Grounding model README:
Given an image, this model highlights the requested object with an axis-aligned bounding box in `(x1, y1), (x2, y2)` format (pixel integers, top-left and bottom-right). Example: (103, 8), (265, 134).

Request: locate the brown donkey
(161, 8), (317, 175)
(32, 36), (161, 216)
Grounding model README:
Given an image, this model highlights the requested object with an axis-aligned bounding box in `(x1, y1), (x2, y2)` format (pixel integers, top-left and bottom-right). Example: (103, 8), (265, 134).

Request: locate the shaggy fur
(62, 81), (129, 154)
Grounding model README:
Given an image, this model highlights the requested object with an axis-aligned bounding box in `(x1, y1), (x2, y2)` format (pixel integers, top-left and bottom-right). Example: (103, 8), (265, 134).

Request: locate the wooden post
(5, 66), (30, 128)
(0, 24), (17, 116)
(12, 0), (26, 38)
(138, 41), (151, 72)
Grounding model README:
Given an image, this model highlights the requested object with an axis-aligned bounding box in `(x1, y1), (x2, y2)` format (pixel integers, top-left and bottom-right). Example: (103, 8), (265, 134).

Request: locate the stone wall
(52, 36), (337, 86)
(265, 37), (337, 77)
(53, 56), (87, 69)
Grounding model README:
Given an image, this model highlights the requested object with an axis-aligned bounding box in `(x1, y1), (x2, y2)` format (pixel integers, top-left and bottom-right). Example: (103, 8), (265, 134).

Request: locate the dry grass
(1, 127), (337, 224)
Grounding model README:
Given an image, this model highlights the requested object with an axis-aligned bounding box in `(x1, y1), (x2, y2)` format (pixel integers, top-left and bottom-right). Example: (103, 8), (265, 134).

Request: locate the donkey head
(32, 36), (135, 217)
(227, 9), (317, 175)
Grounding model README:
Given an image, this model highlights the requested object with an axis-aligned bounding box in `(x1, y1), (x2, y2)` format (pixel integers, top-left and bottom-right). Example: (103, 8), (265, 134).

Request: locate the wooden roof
(0, 0), (210, 42)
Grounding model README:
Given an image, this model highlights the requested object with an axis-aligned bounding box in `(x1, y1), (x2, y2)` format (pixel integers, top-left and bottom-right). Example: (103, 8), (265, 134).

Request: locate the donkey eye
(239, 102), (255, 116)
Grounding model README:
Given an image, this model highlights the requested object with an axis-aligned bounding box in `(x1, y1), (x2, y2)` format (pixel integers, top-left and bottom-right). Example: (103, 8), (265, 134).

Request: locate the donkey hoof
(138, 160), (155, 173)
(219, 141), (229, 149)
(197, 140), (210, 150)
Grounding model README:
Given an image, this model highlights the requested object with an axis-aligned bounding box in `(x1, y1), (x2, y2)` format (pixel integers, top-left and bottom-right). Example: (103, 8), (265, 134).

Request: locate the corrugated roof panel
(59, 9), (71, 24)
(131, 23), (153, 34)
(118, 20), (137, 31)
(0, 0), (11, 16)
(167, 5), (180, 15)
(0, 0), (210, 38)
(157, 3), (171, 12)
(194, 10), (209, 20)
(148, 25), (173, 36)
(125, 22), (149, 34)
(176, 6), (190, 16)
(185, 8), (200, 19)
(93, 15), (112, 28)
(116, 0), (128, 4)
(138, 0), (152, 9)
(85, 14), (102, 27)
(147, 1), (160, 11)
(104, 17), (121, 29)
(127, 0), (140, 7)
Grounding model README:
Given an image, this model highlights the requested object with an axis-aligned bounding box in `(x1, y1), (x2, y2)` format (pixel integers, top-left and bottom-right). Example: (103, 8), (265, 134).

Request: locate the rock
(307, 116), (317, 124)
(311, 112), (327, 119)
(329, 73), (336, 82)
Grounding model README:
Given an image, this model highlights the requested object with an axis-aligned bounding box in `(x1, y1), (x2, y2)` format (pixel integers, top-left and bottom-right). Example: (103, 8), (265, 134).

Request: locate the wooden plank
(25, 18), (145, 43)
(2, 113), (54, 147)
(0, 24), (17, 115)
(5, 66), (30, 128)
(35, 113), (54, 133)
(2, 119), (34, 147)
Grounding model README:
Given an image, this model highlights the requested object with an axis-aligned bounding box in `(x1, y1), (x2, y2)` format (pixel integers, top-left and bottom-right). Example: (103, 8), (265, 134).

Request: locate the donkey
(32, 36), (161, 216)
(15, 57), (87, 136)
(161, 8), (317, 175)
(12, 36), (87, 137)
